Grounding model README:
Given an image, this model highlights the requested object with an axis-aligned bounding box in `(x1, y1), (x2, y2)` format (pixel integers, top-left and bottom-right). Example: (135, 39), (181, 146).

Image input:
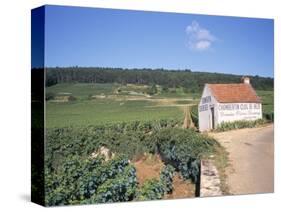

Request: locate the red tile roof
(208, 83), (261, 103)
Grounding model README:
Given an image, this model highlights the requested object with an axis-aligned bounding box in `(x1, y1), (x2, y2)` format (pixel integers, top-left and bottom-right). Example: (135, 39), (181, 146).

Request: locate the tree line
(40, 67), (274, 92)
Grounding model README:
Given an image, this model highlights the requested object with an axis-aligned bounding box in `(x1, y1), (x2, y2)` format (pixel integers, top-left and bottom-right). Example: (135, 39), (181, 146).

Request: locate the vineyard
(43, 82), (273, 206)
(45, 119), (219, 206)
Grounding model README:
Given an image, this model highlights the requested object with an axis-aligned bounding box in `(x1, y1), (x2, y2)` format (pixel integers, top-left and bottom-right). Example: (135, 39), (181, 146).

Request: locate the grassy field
(256, 90), (274, 114)
(46, 83), (273, 128)
(46, 83), (118, 100)
(46, 83), (197, 128)
(46, 100), (186, 127)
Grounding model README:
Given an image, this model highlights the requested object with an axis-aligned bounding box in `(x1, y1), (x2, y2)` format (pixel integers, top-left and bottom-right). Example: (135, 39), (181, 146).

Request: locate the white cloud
(186, 21), (216, 51)
(195, 40), (211, 50)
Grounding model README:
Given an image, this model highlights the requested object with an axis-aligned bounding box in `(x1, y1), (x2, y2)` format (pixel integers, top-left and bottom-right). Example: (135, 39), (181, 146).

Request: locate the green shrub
(45, 155), (135, 206)
(136, 179), (165, 201)
(45, 119), (217, 205)
(46, 92), (55, 101)
(263, 112), (274, 122)
(86, 165), (137, 203)
(190, 105), (199, 128)
(136, 165), (176, 201)
(216, 119), (267, 132)
(87, 94), (94, 100)
(162, 85), (169, 92)
(45, 119), (183, 165)
(146, 84), (158, 95)
(68, 95), (77, 101)
(160, 165), (175, 193)
(152, 128), (216, 183)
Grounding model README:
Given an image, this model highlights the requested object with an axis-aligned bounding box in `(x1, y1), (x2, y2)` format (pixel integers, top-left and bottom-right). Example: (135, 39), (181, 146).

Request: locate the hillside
(41, 67), (273, 92)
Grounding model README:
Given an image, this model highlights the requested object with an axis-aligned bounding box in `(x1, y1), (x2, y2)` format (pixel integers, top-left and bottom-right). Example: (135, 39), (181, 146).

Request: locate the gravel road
(209, 124), (274, 195)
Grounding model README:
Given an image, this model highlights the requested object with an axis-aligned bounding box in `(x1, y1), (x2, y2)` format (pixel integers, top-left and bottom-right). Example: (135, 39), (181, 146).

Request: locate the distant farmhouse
(198, 77), (262, 132)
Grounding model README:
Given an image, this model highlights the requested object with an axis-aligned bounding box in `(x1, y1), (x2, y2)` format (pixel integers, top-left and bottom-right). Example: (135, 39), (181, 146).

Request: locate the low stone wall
(200, 160), (222, 197)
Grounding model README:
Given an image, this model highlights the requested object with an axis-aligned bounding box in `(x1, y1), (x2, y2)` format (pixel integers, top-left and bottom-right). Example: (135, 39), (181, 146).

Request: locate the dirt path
(133, 154), (195, 198)
(209, 124), (274, 195)
(134, 155), (164, 186)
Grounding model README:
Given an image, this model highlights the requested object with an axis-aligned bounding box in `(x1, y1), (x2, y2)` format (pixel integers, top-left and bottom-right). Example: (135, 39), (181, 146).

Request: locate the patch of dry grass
(212, 143), (230, 195)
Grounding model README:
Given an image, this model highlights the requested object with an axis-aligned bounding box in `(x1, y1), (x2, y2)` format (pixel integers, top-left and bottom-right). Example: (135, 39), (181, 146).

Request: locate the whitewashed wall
(198, 85), (219, 132)
(198, 85), (263, 132)
(217, 102), (262, 124)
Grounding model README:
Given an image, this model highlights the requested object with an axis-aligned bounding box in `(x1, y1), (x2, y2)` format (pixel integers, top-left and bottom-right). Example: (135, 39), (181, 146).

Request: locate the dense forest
(41, 67), (273, 92)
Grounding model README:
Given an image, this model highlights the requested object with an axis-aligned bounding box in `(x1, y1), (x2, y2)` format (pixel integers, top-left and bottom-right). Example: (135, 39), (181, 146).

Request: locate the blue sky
(41, 5), (274, 77)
